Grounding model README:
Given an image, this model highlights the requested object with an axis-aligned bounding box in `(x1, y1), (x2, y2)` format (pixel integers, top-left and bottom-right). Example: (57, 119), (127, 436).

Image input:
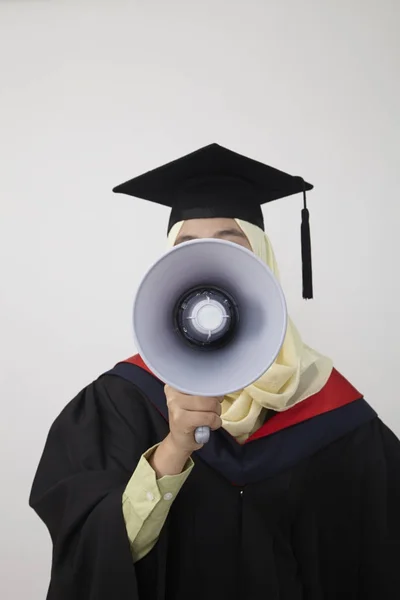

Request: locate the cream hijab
(167, 219), (333, 443)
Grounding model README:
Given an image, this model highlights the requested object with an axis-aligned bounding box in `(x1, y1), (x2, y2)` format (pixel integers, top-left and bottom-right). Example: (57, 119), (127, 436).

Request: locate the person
(30, 144), (400, 600)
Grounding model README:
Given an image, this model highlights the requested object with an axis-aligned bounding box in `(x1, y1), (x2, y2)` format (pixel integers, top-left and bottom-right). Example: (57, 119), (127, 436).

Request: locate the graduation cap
(113, 143), (314, 299)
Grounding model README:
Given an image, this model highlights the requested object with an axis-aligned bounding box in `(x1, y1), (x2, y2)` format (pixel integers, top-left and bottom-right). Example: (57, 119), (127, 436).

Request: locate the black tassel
(300, 185), (313, 299)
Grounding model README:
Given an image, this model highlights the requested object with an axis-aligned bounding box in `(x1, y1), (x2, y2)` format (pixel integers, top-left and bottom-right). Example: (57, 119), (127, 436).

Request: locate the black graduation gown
(29, 357), (400, 600)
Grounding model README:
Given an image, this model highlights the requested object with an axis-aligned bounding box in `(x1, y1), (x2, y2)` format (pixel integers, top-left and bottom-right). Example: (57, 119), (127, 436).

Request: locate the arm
(122, 437), (194, 562)
(121, 385), (223, 563)
(358, 421), (400, 597)
(29, 377), (159, 600)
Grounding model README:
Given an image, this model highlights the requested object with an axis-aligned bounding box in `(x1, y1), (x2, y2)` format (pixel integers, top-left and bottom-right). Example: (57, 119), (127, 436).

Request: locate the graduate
(30, 144), (400, 600)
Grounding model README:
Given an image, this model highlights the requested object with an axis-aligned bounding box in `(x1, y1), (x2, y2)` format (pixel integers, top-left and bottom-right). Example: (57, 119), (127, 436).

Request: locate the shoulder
(304, 415), (400, 487)
(97, 356), (164, 415)
(51, 357), (162, 437)
(39, 358), (168, 471)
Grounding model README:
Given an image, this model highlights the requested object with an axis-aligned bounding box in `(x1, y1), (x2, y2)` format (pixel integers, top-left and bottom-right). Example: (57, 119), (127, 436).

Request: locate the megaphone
(133, 238), (287, 443)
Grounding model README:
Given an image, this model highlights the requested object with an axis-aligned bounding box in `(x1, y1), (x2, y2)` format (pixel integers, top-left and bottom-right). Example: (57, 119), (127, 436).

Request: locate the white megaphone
(133, 238), (287, 444)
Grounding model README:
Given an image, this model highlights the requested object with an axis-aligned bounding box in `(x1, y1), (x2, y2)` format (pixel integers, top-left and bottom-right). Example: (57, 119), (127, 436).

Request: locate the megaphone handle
(194, 426), (210, 444)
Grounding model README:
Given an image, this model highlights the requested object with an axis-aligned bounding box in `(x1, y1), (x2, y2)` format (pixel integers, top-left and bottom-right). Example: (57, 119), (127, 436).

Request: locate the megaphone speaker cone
(133, 238), (287, 397)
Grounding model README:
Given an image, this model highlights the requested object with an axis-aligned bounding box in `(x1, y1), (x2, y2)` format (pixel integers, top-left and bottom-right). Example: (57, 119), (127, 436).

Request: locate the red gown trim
(123, 355), (363, 441)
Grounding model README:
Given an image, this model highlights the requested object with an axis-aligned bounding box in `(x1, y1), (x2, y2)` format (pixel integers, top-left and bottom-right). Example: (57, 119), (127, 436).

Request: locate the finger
(179, 411), (222, 433)
(172, 396), (222, 414)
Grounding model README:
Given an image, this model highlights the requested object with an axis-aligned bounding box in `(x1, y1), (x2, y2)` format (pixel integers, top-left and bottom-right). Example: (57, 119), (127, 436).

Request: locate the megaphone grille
(133, 239), (287, 397)
(174, 285), (239, 348)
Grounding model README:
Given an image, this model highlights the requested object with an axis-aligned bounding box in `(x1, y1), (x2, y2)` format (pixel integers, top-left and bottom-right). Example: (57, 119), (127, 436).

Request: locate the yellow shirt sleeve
(122, 444), (194, 563)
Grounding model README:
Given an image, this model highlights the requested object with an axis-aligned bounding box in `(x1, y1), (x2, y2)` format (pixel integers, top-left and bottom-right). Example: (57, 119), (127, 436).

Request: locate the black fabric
(112, 143), (313, 232)
(30, 370), (400, 600)
(168, 200), (265, 233)
(108, 362), (377, 486)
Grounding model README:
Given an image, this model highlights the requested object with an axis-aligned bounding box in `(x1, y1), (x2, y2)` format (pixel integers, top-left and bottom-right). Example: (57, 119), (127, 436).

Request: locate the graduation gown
(29, 356), (400, 600)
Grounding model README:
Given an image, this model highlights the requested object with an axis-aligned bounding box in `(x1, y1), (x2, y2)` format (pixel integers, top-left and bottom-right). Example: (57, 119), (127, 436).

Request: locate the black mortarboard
(113, 143), (314, 299)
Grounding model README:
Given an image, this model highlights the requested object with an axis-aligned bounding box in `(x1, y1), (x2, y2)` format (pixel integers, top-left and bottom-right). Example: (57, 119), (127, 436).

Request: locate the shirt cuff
(123, 443), (194, 523)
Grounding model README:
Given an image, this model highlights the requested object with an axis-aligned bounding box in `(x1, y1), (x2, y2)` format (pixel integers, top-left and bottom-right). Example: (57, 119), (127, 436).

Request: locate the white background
(0, 1), (399, 598)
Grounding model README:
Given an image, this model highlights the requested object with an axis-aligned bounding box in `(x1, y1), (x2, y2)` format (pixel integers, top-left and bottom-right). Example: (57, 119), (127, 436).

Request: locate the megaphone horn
(133, 238), (287, 443)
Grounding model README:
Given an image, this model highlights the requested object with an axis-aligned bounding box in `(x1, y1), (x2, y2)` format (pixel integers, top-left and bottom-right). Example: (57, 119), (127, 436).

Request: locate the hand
(164, 385), (223, 454)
